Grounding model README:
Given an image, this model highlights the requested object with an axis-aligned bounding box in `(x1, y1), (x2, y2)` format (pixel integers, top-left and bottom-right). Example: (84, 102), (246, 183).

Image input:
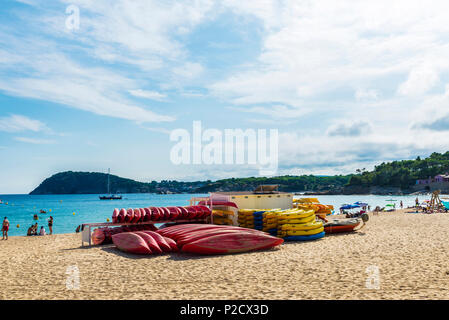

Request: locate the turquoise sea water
(0, 193), (430, 237)
(0, 193), (208, 237)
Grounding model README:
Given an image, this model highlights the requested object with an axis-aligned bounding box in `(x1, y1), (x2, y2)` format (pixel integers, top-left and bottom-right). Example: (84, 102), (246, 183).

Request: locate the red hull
(181, 232), (283, 255)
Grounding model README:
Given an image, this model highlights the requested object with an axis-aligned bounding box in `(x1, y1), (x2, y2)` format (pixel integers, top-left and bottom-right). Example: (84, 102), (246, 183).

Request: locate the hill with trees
(29, 152), (449, 195)
(29, 171), (351, 194)
(347, 151), (449, 190)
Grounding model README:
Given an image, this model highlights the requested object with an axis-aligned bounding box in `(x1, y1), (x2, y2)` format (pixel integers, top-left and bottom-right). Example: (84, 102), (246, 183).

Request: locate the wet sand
(0, 208), (448, 299)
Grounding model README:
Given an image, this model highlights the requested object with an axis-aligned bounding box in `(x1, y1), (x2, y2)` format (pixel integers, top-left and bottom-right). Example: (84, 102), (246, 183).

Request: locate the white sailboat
(99, 168), (122, 200)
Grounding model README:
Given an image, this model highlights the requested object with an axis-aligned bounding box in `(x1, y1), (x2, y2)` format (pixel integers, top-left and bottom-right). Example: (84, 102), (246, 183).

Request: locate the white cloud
(209, 1), (449, 109)
(355, 89), (379, 101)
(0, 46), (175, 123)
(59, 0), (216, 65)
(14, 137), (55, 144)
(277, 127), (449, 175)
(327, 120), (372, 137)
(0, 0), (217, 124)
(398, 63), (439, 96)
(0, 114), (48, 133)
(172, 62), (204, 79)
(129, 89), (167, 101)
(229, 104), (308, 120)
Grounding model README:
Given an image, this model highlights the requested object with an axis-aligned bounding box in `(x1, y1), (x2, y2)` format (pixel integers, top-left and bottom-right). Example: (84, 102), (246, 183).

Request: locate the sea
(0, 193), (430, 237)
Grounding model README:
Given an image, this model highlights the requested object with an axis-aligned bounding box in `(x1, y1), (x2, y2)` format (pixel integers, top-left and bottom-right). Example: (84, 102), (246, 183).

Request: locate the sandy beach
(0, 208), (448, 300)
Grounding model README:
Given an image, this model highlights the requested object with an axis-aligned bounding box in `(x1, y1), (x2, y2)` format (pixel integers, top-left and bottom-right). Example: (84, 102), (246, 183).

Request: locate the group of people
(27, 216), (53, 236)
(1, 215), (54, 240)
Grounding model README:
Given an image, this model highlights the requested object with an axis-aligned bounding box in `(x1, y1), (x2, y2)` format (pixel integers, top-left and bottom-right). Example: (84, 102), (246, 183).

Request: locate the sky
(2, 0), (449, 194)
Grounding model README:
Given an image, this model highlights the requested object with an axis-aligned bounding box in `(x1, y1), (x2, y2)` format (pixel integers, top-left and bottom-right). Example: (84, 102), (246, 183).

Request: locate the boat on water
(99, 195), (122, 200)
(99, 168), (122, 200)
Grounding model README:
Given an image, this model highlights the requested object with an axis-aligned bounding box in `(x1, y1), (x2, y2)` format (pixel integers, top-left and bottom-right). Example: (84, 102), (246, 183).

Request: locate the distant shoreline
(1, 191), (444, 196)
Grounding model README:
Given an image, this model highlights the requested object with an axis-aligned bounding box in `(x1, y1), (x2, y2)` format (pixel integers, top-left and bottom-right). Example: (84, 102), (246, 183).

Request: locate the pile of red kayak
(112, 230), (178, 255)
(106, 224), (283, 255)
(91, 224), (158, 245)
(158, 224), (284, 255)
(111, 205), (211, 223)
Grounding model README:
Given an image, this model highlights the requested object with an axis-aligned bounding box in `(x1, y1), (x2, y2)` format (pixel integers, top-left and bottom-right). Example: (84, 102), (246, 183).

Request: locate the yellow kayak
(277, 215), (316, 225)
(284, 226), (324, 236)
(277, 210), (314, 220)
(213, 210), (234, 217)
(278, 227), (324, 237)
(280, 221), (323, 231)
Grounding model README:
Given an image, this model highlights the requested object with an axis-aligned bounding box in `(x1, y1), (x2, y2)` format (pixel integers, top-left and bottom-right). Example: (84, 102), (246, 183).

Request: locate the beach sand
(0, 208), (448, 300)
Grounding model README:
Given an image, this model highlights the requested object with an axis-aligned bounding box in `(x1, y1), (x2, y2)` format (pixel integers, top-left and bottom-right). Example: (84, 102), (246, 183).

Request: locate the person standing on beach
(2, 217), (10, 240)
(48, 216), (53, 235)
(400, 201), (403, 209)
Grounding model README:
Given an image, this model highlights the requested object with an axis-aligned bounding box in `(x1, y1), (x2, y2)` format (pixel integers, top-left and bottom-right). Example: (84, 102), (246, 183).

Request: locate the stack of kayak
(262, 210), (279, 236)
(252, 210), (267, 231)
(92, 224), (158, 245)
(293, 198), (334, 219)
(112, 230), (178, 255)
(111, 205), (211, 223)
(212, 209), (234, 225)
(238, 209), (257, 229)
(277, 209), (325, 241)
(157, 224), (283, 255)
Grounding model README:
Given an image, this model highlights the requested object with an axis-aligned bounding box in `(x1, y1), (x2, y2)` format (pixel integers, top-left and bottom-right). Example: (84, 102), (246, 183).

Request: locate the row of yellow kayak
(212, 209), (234, 225)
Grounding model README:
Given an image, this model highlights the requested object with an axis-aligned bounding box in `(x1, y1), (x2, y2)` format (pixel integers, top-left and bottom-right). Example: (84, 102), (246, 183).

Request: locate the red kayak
(125, 208), (134, 222)
(158, 224), (229, 240)
(177, 207), (189, 219)
(176, 228), (261, 248)
(324, 218), (361, 234)
(166, 207), (180, 220)
(132, 208), (141, 223)
(112, 208), (119, 223)
(198, 200), (238, 209)
(181, 232), (283, 255)
(160, 224), (263, 241)
(150, 207), (160, 221)
(185, 206), (199, 219)
(143, 208), (152, 222)
(118, 208), (127, 223)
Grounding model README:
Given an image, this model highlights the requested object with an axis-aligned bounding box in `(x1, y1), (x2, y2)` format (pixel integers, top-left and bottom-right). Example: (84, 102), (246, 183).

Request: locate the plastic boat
(323, 218), (361, 234)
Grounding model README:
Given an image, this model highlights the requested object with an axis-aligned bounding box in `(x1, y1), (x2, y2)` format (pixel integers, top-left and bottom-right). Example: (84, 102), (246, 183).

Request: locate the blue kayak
(283, 231), (325, 242)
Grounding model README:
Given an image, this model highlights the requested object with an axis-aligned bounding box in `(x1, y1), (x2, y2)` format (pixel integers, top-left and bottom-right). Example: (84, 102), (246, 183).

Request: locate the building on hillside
(434, 174), (449, 183)
(416, 177), (433, 185)
(416, 173), (449, 185)
(413, 173), (449, 194)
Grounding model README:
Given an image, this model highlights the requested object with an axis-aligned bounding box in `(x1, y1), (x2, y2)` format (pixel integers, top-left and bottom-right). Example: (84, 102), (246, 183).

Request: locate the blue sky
(2, 0), (449, 193)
